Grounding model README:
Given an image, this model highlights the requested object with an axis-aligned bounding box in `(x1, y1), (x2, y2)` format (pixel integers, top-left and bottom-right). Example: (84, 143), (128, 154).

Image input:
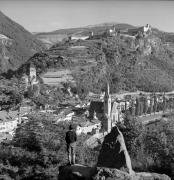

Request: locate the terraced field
(42, 69), (75, 87)
(41, 42), (98, 87)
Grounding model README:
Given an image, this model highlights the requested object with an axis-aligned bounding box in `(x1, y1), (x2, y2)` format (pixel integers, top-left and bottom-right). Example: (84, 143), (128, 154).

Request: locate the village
(1, 60), (174, 144)
(1, 0), (174, 178)
(1, 23), (174, 145)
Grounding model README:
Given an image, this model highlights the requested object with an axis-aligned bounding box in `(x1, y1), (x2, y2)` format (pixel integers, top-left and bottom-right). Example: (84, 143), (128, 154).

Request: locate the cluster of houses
(0, 99), (34, 142)
(0, 23), (170, 140)
(107, 24), (152, 37)
(1, 81), (174, 142)
(0, 110), (19, 141)
(26, 81), (174, 136)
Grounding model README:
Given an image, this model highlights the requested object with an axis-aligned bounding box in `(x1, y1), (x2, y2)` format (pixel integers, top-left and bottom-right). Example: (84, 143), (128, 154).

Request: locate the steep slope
(0, 11), (45, 73)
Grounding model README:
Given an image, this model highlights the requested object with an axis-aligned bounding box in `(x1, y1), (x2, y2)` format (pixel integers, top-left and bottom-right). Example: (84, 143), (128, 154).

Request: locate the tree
(0, 77), (25, 111)
(153, 94), (157, 113)
(163, 95), (167, 113)
(143, 96), (148, 115)
(130, 100), (136, 116)
(0, 113), (69, 179)
(149, 96), (153, 114)
(117, 113), (144, 157)
(135, 97), (140, 116)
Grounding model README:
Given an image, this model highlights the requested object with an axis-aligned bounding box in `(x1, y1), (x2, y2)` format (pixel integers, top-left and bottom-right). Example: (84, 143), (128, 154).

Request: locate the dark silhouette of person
(65, 124), (77, 165)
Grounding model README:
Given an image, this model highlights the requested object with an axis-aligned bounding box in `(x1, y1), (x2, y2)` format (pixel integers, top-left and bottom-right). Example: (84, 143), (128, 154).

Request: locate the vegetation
(0, 11), (45, 73)
(117, 114), (174, 179)
(1, 15), (174, 179)
(0, 113), (99, 179)
(45, 31), (174, 96)
(2, 20), (174, 101)
(0, 76), (26, 111)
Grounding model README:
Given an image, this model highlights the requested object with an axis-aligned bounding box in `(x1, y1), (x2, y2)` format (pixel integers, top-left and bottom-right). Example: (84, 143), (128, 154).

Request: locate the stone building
(88, 83), (121, 133)
(23, 63), (38, 88)
(29, 63), (37, 86)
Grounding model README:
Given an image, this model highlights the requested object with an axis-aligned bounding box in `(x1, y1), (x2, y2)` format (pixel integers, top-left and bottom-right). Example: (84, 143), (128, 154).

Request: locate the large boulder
(97, 127), (126, 169)
(93, 167), (171, 180)
(58, 165), (171, 180)
(58, 164), (97, 180)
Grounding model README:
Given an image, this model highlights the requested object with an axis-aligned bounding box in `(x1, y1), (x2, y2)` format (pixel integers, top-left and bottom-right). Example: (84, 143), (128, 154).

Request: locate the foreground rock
(97, 127), (131, 171)
(58, 165), (171, 180)
(58, 164), (97, 180)
(93, 167), (171, 180)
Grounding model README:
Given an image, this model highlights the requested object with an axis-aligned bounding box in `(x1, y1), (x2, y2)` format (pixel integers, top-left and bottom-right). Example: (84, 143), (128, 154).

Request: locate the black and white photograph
(0, 0), (174, 179)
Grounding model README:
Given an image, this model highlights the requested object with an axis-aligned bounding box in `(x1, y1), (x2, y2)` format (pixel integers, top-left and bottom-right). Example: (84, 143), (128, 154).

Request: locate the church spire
(105, 81), (110, 99)
(107, 81), (110, 96)
(104, 81), (112, 133)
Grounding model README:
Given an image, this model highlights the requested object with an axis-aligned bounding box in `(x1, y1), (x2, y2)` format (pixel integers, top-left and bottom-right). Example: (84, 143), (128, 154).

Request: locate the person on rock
(65, 124), (77, 165)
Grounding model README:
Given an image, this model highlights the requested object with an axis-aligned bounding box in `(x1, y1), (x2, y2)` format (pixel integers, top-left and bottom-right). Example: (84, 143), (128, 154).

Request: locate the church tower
(104, 82), (112, 132)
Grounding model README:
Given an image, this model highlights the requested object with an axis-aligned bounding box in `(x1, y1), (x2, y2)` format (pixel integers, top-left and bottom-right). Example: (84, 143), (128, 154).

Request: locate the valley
(1, 7), (174, 180)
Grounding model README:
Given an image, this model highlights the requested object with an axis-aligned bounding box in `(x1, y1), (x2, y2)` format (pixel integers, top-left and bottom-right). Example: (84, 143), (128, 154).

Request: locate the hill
(9, 23), (174, 99)
(35, 23), (135, 47)
(33, 25), (174, 93)
(0, 11), (45, 73)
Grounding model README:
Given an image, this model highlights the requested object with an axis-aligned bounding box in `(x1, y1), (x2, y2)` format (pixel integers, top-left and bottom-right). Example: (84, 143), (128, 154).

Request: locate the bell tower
(104, 82), (112, 132)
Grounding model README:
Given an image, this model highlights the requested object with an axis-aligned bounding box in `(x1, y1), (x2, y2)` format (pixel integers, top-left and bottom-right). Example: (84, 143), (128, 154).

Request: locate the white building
(55, 109), (75, 123)
(76, 120), (101, 135)
(143, 24), (151, 33)
(71, 35), (89, 41)
(0, 111), (18, 134)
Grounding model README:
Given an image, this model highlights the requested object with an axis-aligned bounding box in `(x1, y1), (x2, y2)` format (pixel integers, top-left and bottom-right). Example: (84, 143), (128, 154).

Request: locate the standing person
(65, 124), (77, 165)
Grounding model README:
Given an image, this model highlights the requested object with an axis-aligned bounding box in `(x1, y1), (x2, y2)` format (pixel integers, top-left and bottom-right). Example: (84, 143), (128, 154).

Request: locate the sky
(0, 0), (174, 33)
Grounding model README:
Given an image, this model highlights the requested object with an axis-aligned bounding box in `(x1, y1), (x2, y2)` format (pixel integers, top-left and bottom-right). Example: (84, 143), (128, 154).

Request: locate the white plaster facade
(0, 117), (18, 133)
(76, 122), (101, 135)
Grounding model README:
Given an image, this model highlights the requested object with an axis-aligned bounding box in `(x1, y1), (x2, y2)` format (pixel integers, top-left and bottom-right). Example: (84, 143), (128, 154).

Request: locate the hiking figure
(65, 124), (77, 165)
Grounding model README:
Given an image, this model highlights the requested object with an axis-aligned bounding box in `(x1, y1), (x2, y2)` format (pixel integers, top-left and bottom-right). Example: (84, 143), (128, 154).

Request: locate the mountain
(0, 11), (45, 73)
(35, 23), (135, 47)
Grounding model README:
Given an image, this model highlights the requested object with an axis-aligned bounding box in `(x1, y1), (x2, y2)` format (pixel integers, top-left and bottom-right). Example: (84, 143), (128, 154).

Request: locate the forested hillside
(0, 11), (45, 73)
